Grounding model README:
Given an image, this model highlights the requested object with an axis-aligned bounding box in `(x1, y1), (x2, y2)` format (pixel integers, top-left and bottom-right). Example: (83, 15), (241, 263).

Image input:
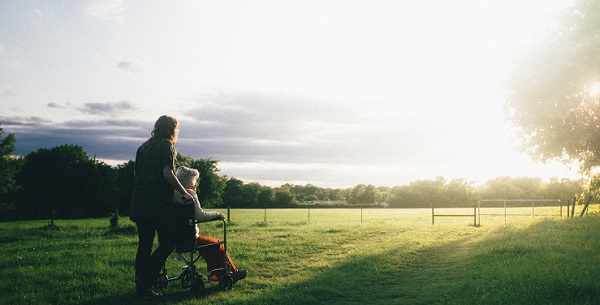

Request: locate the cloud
(185, 91), (370, 138)
(1, 88), (26, 97)
(6, 89), (412, 168)
(80, 101), (137, 117)
(117, 61), (144, 72)
(0, 116), (52, 126)
(2, 116), (146, 162)
(84, 0), (126, 21)
(46, 100), (137, 117)
(173, 90), (430, 166)
(47, 101), (73, 109)
(0, 45), (4, 55)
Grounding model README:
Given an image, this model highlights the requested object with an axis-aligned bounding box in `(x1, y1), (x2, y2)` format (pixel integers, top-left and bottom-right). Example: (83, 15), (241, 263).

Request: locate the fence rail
(211, 201), (594, 227)
(431, 205), (478, 226)
(221, 208), (433, 224)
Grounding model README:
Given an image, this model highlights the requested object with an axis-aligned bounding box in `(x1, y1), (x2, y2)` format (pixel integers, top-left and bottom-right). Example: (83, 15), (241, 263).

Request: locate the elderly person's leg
(197, 236), (247, 282)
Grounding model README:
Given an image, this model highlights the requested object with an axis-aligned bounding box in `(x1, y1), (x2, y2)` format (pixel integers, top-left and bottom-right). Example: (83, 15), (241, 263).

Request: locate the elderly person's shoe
(234, 269), (248, 283)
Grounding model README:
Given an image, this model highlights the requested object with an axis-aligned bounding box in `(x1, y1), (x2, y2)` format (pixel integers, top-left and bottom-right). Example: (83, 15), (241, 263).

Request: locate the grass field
(1, 209), (600, 305)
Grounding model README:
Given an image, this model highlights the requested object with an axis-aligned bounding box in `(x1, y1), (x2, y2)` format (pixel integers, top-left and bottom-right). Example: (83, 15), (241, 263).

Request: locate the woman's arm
(163, 165), (193, 199)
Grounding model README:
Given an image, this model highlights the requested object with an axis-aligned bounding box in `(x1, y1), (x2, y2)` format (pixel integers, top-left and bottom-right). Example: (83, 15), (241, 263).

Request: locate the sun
(588, 81), (600, 97)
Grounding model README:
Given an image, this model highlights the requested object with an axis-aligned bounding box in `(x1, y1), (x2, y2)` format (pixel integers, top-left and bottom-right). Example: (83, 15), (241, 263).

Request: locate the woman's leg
(135, 220), (156, 291)
(146, 218), (177, 287)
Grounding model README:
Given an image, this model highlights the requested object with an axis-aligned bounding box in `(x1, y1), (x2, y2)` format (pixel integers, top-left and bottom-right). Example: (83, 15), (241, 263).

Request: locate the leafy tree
(113, 161), (135, 214)
(327, 188), (346, 201)
(348, 184), (366, 204)
(241, 183), (262, 207)
(14, 145), (114, 219)
(293, 184), (321, 202)
(175, 153), (192, 168)
(445, 179), (473, 207)
(377, 186), (392, 204)
(389, 185), (412, 207)
(222, 177), (244, 208)
(0, 127), (21, 195)
(483, 177), (535, 200)
(410, 177), (446, 207)
(505, 0), (600, 171)
(362, 184), (378, 204)
(257, 187), (274, 207)
(0, 126), (24, 217)
(189, 158), (225, 208)
(272, 189), (295, 207)
(544, 177), (586, 204)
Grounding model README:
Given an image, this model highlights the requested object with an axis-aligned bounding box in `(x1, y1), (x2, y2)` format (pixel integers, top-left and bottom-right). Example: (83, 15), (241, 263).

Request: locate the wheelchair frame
(155, 219), (234, 295)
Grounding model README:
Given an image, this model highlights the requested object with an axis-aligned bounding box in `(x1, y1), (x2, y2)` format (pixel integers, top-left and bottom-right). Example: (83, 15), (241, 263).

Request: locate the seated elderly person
(173, 166), (247, 283)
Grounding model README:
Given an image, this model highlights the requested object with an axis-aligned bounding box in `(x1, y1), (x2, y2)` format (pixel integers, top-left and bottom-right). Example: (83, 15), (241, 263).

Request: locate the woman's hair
(140, 115), (179, 153)
(151, 115), (178, 144)
(176, 166), (199, 189)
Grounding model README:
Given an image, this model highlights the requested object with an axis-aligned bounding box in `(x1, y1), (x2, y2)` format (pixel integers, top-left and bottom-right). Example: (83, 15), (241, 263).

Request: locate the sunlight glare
(588, 81), (600, 97)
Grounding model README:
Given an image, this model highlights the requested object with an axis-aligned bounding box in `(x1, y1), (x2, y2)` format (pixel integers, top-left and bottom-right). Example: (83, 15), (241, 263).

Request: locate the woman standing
(130, 115), (193, 298)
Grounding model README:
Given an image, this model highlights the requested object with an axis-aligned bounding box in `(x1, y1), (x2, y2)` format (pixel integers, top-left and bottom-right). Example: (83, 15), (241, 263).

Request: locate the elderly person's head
(176, 166), (199, 189)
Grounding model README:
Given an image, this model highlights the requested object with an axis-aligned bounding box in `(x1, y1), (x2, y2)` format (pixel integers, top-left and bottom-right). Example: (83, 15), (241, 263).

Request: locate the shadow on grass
(238, 219), (600, 305)
(78, 218), (600, 305)
(77, 283), (226, 305)
(234, 235), (478, 305)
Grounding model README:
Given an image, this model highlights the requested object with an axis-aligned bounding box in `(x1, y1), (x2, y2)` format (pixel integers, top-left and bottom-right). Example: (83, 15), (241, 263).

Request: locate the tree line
(0, 127), (592, 221)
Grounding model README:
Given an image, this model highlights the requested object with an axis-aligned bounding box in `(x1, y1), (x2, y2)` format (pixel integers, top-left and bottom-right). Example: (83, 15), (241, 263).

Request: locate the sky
(0, 0), (581, 188)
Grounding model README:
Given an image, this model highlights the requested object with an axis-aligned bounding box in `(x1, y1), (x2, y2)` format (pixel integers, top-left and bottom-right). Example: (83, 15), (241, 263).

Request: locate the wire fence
(431, 199), (574, 226)
(220, 208), (432, 225)
(210, 202), (599, 227)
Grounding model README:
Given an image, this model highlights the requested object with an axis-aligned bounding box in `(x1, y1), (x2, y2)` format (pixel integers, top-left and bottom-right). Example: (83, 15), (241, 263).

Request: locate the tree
(505, 0), (600, 171)
(0, 127), (22, 194)
(293, 184), (321, 202)
(241, 183), (262, 207)
(445, 179), (473, 207)
(483, 176), (542, 200)
(348, 184), (366, 204)
(544, 177), (586, 204)
(272, 189), (295, 207)
(257, 187), (274, 207)
(113, 161), (135, 214)
(410, 177), (446, 207)
(222, 178), (244, 208)
(189, 158), (225, 208)
(0, 126), (24, 217)
(14, 145), (114, 219)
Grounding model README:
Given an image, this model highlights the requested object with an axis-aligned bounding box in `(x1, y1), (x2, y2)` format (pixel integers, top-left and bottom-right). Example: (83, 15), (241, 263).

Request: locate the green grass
(1, 210), (599, 304)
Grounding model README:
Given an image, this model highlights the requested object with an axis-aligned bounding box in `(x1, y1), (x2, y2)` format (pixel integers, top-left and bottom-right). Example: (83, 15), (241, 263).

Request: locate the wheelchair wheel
(180, 266), (194, 288)
(218, 274), (233, 291)
(190, 276), (205, 295)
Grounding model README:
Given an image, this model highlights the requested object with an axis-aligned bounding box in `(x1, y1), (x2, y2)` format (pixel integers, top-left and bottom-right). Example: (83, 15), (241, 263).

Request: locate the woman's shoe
(136, 288), (162, 298)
